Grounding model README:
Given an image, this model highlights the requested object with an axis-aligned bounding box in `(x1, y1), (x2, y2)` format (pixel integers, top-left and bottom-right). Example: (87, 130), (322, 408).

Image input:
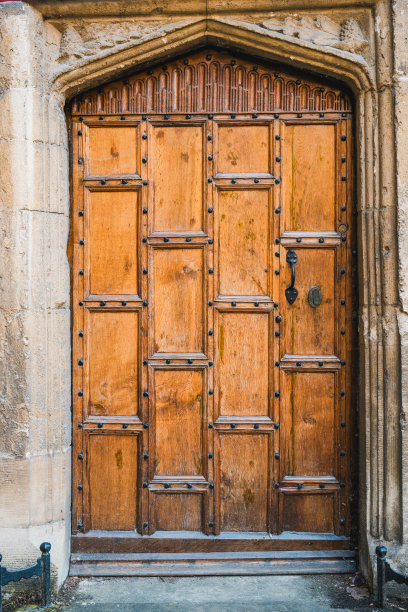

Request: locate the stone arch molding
(57, 13), (400, 580)
(52, 17), (374, 100)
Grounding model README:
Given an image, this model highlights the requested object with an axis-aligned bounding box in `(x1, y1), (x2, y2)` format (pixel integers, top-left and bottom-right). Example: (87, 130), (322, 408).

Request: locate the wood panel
(86, 432), (138, 531)
(152, 368), (205, 477)
(153, 494), (203, 531)
(280, 371), (336, 478)
(86, 189), (140, 297)
(86, 310), (140, 419)
(215, 188), (272, 298)
(216, 124), (271, 176)
(149, 123), (205, 234)
(86, 125), (139, 177)
(150, 246), (205, 357)
(282, 123), (337, 232)
(215, 310), (271, 418)
(217, 433), (270, 532)
(281, 492), (335, 533)
(280, 247), (336, 356)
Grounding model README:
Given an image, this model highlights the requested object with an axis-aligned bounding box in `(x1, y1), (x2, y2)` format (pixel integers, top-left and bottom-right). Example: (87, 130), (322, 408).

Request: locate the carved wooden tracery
(71, 49), (351, 115)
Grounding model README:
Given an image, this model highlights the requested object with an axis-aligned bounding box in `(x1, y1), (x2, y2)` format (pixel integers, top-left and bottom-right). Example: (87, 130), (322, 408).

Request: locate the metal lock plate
(308, 285), (322, 308)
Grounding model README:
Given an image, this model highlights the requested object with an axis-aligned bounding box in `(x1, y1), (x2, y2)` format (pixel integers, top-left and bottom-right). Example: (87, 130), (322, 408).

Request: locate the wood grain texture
(71, 50), (355, 552)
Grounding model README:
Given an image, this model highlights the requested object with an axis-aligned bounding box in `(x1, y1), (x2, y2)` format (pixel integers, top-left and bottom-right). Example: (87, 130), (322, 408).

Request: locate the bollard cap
(375, 545), (387, 558)
(40, 542), (51, 553)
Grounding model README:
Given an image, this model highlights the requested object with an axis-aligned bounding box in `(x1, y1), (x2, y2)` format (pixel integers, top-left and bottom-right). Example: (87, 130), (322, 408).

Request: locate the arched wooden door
(70, 50), (356, 572)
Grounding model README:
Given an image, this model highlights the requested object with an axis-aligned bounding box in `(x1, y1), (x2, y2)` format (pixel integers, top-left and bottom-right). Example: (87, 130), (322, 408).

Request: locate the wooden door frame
(62, 21), (399, 578)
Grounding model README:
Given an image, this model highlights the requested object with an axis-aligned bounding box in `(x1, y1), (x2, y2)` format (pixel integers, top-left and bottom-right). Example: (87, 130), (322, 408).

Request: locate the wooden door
(70, 50), (356, 553)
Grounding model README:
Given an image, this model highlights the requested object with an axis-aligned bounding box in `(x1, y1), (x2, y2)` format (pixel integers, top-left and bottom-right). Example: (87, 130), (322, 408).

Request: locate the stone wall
(0, 0), (406, 587)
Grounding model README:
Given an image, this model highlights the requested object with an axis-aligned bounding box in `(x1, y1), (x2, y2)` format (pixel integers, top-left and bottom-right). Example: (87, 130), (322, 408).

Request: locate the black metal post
(0, 553), (3, 612)
(40, 543), (51, 607)
(376, 545), (387, 608)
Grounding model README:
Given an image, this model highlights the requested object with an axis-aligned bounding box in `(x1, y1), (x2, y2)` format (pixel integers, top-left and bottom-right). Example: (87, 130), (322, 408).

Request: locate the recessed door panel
(86, 190), (139, 297)
(281, 247), (336, 356)
(153, 494), (203, 531)
(153, 368), (205, 477)
(215, 310), (271, 418)
(86, 126), (139, 176)
(216, 188), (271, 298)
(218, 433), (269, 532)
(282, 123), (337, 232)
(86, 310), (140, 418)
(280, 371), (336, 477)
(281, 492), (335, 533)
(216, 124), (271, 175)
(149, 123), (205, 234)
(86, 433), (138, 531)
(150, 246), (205, 356)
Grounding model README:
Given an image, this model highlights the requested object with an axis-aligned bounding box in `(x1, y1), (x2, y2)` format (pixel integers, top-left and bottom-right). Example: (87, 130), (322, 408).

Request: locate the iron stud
(276, 156), (281, 162)
(79, 240), (85, 245)
(341, 360), (346, 366)
(185, 114), (191, 119)
(79, 270), (84, 276)
(341, 236), (347, 242)
(142, 208), (148, 214)
(274, 391), (280, 398)
(208, 178), (213, 183)
(275, 270), (280, 275)
(254, 424), (259, 429)
(231, 114), (236, 119)
(208, 423), (213, 428)
(275, 251), (280, 257)
(166, 359), (170, 364)
(122, 424), (128, 429)
(100, 301), (106, 306)
(209, 453), (213, 458)
(231, 423), (236, 429)
(275, 208), (281, 214)
(252, 113), (258, 118)
(319, 112), (324, 118)
(341, 329), (346, 335)
(319, 238), (324, 243)
(340, 482), (346, 488)
(231, 179), (236, 184)
(341, 157), (346, 163)
(187, 483), (193, 489)
(318, 361), (324, 367)
(77, 523), (83, 530)
(78, 390), (83, 397)
(78, 484), (83, 491)
(341, 269), (345, 275)
(296, 237), (302, 243)
(207, 135), (212, 141)
(297, 483), (303, 489)
(78, 157), (83, 164)
(319, 483), (325, 489)
(120, 115), (126, 120)
(143, 453), (149, 459)
(341, 205), (346, 211)
(164, 237), (169, 242)
(208, 238), (214, 244)
(78, 331), (84, 337)
(275, 178), (281, 184)
(231, 302), (236, 307)
(78, 423), (83, 429)
(340, 390), (345, 397)
(297, 113), (302, 118)
(78, 453), (83, 460)
(78, 359), (83, 366)
(208, 207), (213, 213)
(209, 361), (213, 366)
(274, 113), (280, 118)
(143, 390), (149, 397)
(209, 482), (214, 489)
(144, 522), (148, 527)
(255, 302), (259, 307)
(99, 116), (104, 121)
(142, 115), (147, 120)
(209, 268), (214, 274)
(79, 116), (83, 121)
(143, 360), (148, 365)
(209, 521), (214, 527)
(101, 179), (106, 185)
(254, 178), (259, 183)
(341, 135), (347, 141)
(296, 362), (302, 367)
(209, 389), (214, 395)
(143, 180), (148, 185)
(340, 519), (345, 525)
(275, 238), (281, 244)
(188, 359), (193, 364)
(274, 482), (280, 489)
(275, 361), (280, 366)
(142, 238), (147, 243)
(341, 176), (347, 182)
(274, 302), (279, 308)
(79, 211), (84, 216)
(186, 237), (191, 242)
(143, 482), (148, 488)
(276, 316), (282, 323)
(164, 115), (169, 120)
(143, 269), (148, 274)
(143, 423), (149, 429)
(275, 134), (280, 140)
(208, 301), (213, 306)
(164, 483), (171, 488)
(341, 299), (346, 305)
(143, 300), (148, 306)
(275, 453), (280, 460)
(275, 331), (280, 337)
(274, 423), (279, 429)
(208, 330), (213, 336)
(208, 155), (213, 161)
(122, 179), (127, 185)
(340, 450), (346, 456)
(97, 423), (103, 428)
(208, 114), (213, 119)
(78, 130), (82, 136)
